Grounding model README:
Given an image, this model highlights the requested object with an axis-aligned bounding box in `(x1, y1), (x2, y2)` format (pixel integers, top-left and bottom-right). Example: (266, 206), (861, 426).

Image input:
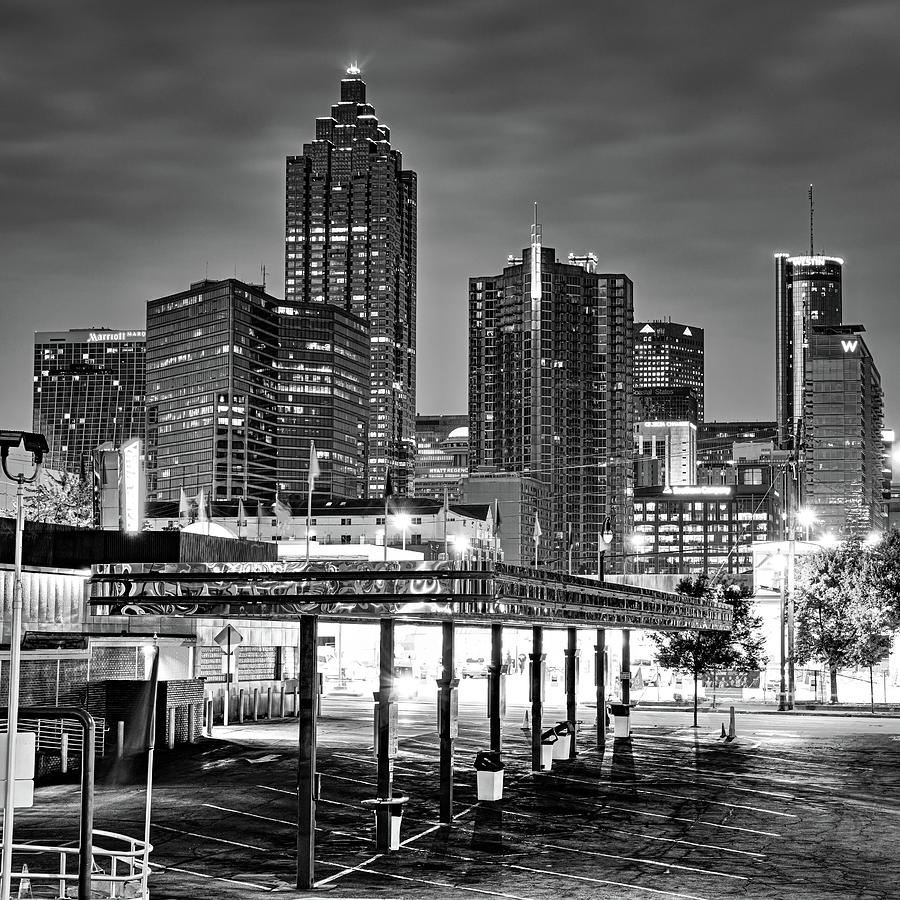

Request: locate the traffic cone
(521, 709), (530, 730)
(17, 865), (32, 899)
(726, 706), (736, 742)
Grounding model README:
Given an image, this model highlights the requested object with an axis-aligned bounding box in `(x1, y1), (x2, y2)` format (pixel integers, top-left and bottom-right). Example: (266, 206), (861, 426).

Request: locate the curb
(636, 704), (900, 719)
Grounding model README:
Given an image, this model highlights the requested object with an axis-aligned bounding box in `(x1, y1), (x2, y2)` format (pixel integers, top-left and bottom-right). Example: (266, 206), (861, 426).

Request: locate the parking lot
(14, 691), (900, 899)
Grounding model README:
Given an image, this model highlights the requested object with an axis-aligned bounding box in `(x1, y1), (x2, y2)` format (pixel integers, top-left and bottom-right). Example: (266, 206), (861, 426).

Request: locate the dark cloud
(1, 0), (899, 435)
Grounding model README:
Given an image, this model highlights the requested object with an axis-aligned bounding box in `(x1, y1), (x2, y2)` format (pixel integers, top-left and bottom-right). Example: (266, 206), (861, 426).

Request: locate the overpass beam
(296, 614), (318, 889)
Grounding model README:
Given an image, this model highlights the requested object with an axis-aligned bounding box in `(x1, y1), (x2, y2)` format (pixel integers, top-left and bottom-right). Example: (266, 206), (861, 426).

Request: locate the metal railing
(6, 829), (151, 898)
(0, 717), (106, 757)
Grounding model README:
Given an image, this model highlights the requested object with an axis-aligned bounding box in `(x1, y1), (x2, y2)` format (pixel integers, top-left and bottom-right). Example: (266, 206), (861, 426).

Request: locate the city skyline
(3, 2), (900, 437)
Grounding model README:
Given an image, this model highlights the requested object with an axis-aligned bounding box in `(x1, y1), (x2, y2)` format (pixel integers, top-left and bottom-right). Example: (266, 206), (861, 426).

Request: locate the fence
(0, 716), (106, 757)
(6, 829), (151, 898)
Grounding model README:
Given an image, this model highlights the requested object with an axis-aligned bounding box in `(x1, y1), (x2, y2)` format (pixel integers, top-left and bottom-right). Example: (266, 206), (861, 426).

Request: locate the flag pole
(142, 635), (160, 898)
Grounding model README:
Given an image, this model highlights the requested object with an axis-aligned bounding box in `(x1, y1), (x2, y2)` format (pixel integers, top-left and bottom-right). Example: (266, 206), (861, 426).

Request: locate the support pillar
(436, 622), (457, 823)
(487, 623), (503, 755)
(296, 615), (318, 889)
(375, 618), (397, 851)
(621, 629), (631, 706)
(529, 625), (544, 771)
(564, 627), (578, 759)
(595, 629), (607, 747)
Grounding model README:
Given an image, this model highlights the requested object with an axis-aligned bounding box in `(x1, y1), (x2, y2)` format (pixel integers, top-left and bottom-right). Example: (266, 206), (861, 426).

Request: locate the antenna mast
(809, 184), (814, 256)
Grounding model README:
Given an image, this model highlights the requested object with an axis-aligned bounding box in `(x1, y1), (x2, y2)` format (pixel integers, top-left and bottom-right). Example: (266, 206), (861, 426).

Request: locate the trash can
(552, 721), (574, 759)
(474, 751), (505, 801)
(361, 796), (409, 851)
(609, 703), (630, 738)
(540, 729), (557, 770)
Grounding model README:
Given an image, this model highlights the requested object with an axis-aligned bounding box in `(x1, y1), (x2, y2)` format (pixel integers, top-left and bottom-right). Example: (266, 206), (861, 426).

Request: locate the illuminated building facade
(33, 328), (146, 474)
(634, 320), (704, 423)
(468, 221), (633, 572)
(146, 279), (280, 503)
(775, 253), (843, 449)
(285, 66), (417, 498)
(414, 414), (469, 502)
(802, 325), (884, 535)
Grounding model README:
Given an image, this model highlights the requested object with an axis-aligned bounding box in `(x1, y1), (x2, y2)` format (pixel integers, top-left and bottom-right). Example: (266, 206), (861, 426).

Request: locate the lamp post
(773, 549), (788, 712)
(0, 430), (48, 900)
(598, 516), (613, 579)
(393, 513), (411, 553)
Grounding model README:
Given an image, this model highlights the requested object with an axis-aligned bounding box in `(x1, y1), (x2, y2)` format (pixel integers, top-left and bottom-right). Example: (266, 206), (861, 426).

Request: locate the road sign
(0, 732), (35, 809)
(214, 625), (243, 655)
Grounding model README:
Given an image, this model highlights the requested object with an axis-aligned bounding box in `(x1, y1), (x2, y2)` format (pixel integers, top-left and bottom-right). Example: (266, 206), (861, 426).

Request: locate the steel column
(621, 629), (631, 706)
(488, 622), (503, 754)
(296, 615), (318, 889)
(374, 618), (396, 850)
(529, 625), (544, 771)
(564, 626), (578, 759)
(595, 629), (607, 747)
(437, 621), (456, 823)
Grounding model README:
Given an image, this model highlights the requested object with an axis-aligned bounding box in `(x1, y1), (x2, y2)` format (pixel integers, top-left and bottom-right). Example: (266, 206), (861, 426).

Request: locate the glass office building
(33, 328), (146, 474)
(634, 320), (704, 423)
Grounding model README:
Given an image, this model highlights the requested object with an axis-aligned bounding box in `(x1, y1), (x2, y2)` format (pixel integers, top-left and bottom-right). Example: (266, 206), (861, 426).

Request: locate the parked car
(461, 657), (487, 678)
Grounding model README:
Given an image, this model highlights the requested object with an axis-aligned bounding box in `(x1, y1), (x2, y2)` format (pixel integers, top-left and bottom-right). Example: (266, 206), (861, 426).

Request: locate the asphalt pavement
(12, 689), (900, 900)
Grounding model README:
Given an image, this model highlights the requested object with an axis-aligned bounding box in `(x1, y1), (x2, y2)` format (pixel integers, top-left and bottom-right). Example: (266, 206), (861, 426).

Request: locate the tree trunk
(829, 665), (838, 704)
(693, 669), (699, 728)
(869, 665), (875, 714)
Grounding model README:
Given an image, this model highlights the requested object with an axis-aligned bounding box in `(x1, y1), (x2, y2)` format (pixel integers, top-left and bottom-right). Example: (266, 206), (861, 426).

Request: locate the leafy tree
(868, 528), (900, 630)
(650, 575), (767, 727)
(793, 537), (893, 705)
(6, 470), (94, 527)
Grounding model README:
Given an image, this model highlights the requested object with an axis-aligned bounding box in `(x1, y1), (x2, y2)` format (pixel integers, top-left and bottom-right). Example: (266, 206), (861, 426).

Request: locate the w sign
(841, 339), (858, 353)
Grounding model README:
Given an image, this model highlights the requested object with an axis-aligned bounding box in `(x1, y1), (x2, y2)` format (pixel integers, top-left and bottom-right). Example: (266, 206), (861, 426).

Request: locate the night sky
(3, 0), (900, 436)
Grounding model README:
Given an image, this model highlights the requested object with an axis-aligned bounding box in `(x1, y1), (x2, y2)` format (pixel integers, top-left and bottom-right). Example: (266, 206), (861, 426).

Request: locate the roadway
(14, 685), (900, 899)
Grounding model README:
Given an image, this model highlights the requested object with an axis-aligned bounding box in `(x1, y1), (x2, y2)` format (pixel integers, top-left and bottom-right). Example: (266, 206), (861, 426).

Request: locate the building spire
(809, 184), (814, 256)
(530, 202), (542, 302)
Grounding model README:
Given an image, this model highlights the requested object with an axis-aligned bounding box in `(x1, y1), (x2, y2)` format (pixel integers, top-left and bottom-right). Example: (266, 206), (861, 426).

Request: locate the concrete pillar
(253, 688), (259, 722)
(188, 704), (196, 743)
(116, 721), (124, 760)
(279, 685), (286, 718)
(564, 626), (578, 759)
(437, 621), (457, 823)
(167, 707), (176, 750)
(266, 687), (273, 719)
(487, 622), (503, 755)
(239, 688), (245, 724)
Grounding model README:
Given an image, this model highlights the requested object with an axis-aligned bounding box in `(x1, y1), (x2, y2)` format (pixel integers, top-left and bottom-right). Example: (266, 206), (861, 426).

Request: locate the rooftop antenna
(809, 184), (814, 256)
(530, 202), (542, 302)
(261, 263), (267, 289)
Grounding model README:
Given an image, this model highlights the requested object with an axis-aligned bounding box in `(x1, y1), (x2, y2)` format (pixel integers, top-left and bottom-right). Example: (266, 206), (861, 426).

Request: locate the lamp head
(0, 430), (49, 468)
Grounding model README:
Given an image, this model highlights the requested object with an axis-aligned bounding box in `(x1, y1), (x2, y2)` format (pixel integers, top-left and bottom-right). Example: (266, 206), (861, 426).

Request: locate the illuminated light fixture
(346, 62), (361, 76)
(786, 255), (844, 267)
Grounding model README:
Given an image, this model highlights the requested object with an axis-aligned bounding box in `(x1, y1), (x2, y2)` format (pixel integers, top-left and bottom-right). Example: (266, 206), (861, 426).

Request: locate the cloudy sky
(2, 0), (899, 435)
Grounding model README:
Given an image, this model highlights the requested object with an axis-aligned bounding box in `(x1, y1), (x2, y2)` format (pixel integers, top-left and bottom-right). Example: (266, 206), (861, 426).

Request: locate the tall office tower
(285, 66), (417, 498)
(414, 414), (469, 502)
(33, 328), (146, 473)
(146, 279), (280, 503)
(802, 325), (884, 535)
(277, 302), (370, 500)
(468, 218), (633, 572)
(697, 420), (778, 465)
(775, 252), (842, 449)
(634, 320), (704, 423)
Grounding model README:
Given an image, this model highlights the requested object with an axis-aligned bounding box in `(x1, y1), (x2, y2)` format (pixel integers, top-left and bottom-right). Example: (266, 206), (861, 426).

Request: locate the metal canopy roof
(89, 561), (731, 632)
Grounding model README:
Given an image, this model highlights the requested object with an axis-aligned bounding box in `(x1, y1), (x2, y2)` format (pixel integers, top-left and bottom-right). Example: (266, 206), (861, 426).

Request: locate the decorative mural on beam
(88, 560), (731, 631)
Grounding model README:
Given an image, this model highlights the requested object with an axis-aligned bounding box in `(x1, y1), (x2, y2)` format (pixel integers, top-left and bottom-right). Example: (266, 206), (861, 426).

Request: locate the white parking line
(542, 843), (748, 880)
(202, 802), (293, 826)
(604, 804), (781, 837)
(151, 823), (270, 852)
(609, 826), (766, 858)
(149, 861), (272, 891)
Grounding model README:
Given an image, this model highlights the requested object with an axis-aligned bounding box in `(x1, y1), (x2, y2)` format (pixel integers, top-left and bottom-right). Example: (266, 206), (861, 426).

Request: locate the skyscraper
(775, 252), (843, 449)
(468, 217), (633, 572)
(634, 320), (704, 423)
(33, 328), (146, 474)
(414, 414), (469, 502)
(285, 66), (417, 497)
(146, 279), (280, 503)
(802, 324), (884, 535)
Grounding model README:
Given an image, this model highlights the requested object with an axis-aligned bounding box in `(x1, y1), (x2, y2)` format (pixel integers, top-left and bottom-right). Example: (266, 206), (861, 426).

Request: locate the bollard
(239, 688), (245, 724)
(168, 707), (176, 750)
(117, 721), (125, 760)
(223, 687), (230, 727)
(266, 687), (272, 719)
(727, 706), (737, 741)
(279, 686), (285, 718)
(188, 704), (196, 743)
(294, 684), (299, 717)
(61, 733), (69, 775)
(253, 688), (259, 721)
(206, 698), (214, 736)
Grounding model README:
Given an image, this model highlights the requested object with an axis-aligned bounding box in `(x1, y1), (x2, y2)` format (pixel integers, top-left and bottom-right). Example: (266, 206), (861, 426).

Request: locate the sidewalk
(637, 700), (900, 718)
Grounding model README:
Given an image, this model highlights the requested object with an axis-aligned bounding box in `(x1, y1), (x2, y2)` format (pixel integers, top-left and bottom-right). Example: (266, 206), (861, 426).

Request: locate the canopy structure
(89, 560), (731, 632)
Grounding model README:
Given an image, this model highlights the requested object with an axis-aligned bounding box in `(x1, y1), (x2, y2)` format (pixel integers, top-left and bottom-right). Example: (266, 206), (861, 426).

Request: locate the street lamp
(0, 430), (48, 900)
(598, 516), (613, 579)
(450, 534), (470, 568)
(393, 513), (411, 552)
(796, 508), (816, 541)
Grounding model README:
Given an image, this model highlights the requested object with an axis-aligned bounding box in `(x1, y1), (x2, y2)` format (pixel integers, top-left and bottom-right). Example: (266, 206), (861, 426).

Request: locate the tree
(793, 537), (893, 705)
(868, 528), (900, 630)
(650, 575), (767, 727)
(7, 470), (94, 527)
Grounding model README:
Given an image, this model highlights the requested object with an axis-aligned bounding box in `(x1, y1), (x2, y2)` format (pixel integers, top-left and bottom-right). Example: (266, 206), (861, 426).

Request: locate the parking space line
(152, 823), (271, 852)
(609, 827), (766, 858)
(542, 843), (748, 880)
(605, 805), (781, 837)
(149, 861), (273, 891)
(202, 802), (293, 826)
